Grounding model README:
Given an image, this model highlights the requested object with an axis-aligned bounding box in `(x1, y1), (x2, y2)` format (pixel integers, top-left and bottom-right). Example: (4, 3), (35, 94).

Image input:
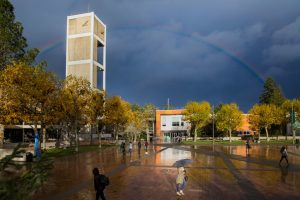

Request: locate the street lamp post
(212, 105), (215, 144)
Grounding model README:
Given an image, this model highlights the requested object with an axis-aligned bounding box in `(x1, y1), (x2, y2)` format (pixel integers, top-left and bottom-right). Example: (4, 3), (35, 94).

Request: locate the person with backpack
(93, 167), (109, 200)
(279, 145), (289, 166)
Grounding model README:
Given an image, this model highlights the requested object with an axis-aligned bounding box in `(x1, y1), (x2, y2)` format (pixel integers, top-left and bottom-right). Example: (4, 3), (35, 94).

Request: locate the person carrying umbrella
(176, 166), (186, 196)
(173, 159), (191, 196)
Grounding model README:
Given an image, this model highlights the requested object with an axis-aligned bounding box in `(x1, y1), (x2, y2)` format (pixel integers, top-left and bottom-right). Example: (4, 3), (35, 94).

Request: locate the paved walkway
(32, 144), (300, 200)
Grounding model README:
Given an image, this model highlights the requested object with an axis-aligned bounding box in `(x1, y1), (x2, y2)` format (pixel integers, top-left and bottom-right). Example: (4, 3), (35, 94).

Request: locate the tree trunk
(229, 128), (232, 143)
(285, 125), (288, 141)
(97, 123), (101, 148)
(70, 126), (75, 147)
(193, 127), (197, 142)
(90, 124), (93, 145)
(293, 129), (296, 144)
(265, 126), (269, 142)
(75, 120), (79, 152)
(115, 126), (118, 141)
(42, 124), (46, 150)
(133, 133), (137, 144)
(146, 128), (150, 143)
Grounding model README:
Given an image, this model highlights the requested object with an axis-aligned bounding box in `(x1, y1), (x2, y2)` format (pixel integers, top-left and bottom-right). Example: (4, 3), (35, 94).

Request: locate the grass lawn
(182, 140), (245, 145)
(182, 139), (296, 145)
(44, 144), (115, 158)
(258, 140), (295, 145)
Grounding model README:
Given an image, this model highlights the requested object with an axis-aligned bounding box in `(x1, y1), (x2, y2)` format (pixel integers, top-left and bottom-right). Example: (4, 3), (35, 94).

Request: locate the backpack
(100, 175), (110, 186)
(184, 175), (188, 182)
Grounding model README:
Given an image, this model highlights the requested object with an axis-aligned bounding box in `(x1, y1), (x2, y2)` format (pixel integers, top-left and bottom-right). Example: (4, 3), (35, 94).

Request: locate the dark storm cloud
(11, 0), (300, 111)
(264, 17), (300, 66)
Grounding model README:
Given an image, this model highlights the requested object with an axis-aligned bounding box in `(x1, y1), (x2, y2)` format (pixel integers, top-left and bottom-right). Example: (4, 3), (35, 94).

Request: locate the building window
(172, 122), (179, 126)
(161, 116), (166, 126)
(181, 122), (184, 126)
(172, 117), (180, 126)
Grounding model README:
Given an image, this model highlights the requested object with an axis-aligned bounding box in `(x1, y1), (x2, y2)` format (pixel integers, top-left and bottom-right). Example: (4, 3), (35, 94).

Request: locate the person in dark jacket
(246, 137), (251, 154)
(93, 167), (106, 200)
(121, 142), (126, 156)
(138, 140), (142, 155)
(145, 140), (149, 153)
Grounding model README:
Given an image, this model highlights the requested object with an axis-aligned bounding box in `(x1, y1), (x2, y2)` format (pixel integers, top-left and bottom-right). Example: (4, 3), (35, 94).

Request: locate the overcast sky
(11, 0), (300, 112)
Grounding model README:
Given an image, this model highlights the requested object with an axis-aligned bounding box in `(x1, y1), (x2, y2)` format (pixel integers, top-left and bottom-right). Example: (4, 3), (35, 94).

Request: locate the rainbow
(38, 27), (265, 84)
(38, 37), (64, 58)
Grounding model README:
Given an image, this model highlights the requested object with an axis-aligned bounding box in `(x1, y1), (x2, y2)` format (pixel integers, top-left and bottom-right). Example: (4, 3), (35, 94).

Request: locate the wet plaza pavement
(32, 144), (300, 200)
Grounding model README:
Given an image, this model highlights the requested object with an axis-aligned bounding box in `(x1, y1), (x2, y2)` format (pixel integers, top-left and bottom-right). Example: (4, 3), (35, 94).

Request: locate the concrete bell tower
(66, 12), (106, 90)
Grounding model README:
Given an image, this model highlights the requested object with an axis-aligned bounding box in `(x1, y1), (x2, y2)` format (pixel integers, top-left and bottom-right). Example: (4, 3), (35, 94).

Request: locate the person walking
(129, 141), (133, 159)
(145, 140), (149, 154)
(93, 167), (107, 200)
(121, 142), (126, 156)
(176, 167), (186, 196)
(137, 140), (141, 155)
(181, 169), (188, 192)
(279, 145), (289, 166)
(246, 137), (251, 154)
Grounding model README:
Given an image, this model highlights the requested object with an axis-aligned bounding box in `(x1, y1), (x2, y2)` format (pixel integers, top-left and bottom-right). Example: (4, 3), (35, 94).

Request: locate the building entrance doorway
(163, 131), (186, 143)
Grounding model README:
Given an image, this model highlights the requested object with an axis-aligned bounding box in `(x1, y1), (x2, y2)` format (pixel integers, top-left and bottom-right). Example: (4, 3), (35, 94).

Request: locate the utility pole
(167, 98), (170, 110)
(292, 101), (295, 144)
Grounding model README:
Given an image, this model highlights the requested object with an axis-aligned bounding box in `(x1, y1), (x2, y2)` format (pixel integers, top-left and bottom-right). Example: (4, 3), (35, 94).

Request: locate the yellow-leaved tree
(215, 103), (242, 142)
(143, 104), (156, 142)
(183, 101), (211, 142)
(249, 104), (281, 142)
(125, 108), (144, 143)
(60, 76), (92, 152)
(0, 62), (61, 153)
(85, 89), (105, 146)
(104, 96), (132, 141)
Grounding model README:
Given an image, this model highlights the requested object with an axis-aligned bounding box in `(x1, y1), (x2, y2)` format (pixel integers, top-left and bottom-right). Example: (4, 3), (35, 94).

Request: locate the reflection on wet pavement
(32, 144), (300, 200)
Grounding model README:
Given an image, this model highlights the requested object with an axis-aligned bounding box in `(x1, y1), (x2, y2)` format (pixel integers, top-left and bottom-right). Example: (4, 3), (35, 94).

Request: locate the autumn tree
(259, 77), (285, 106)
(215, 103), (242, 142)
(249, 104), (281, 142)
(85, 89), (105, 145)
(183, 101), (211, 142)
(104, 96), (132, 141)
(0, 0), (45, 146)
(60, 76), (92, 152)
(128, 104), (156, 142)
(143, 104), (156, 142)
(125, 109), (143, 142)
(0, 62), (61, 154)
